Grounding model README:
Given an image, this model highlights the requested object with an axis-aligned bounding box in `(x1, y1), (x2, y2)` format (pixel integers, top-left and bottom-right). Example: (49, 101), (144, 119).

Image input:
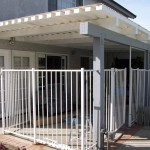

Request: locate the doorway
(37, 54), (67, 87)
(47, 56), (61, 69)
(38, 55), (67, 70)
(46, 55), (67, 85)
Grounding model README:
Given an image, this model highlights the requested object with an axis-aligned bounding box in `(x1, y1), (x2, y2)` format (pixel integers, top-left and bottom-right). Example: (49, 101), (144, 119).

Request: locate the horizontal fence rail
(0, 68), (126, 149)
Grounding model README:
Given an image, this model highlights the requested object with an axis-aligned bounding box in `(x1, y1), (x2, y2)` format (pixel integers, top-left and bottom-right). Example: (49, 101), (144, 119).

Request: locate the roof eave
(99, 0), (136, 19)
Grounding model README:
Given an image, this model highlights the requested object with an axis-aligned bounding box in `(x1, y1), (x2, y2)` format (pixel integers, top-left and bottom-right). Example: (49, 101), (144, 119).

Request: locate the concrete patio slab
(1, 126), (150, 150)
(116, 126), (150, 150)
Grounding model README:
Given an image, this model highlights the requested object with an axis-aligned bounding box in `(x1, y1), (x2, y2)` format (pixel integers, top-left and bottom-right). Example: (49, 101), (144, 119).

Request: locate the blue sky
(115, 0), (150, 31)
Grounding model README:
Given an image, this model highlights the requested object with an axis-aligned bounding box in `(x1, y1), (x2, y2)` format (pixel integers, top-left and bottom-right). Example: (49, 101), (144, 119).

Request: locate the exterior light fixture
(9, 37), (15, 45)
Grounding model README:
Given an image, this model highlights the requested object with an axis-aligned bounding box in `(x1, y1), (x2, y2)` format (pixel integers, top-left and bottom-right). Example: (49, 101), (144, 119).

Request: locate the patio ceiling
(0, 3), (149, 49)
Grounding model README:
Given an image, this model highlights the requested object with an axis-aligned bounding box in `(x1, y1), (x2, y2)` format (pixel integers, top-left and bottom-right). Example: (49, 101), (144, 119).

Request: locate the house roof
(0, 3), (149, 48)
(99, 0), (136, 19)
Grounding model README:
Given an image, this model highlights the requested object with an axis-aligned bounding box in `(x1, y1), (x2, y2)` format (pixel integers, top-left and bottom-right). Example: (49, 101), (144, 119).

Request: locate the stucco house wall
(0, 0), (99, 21)
(0, 0), (48, 21)
(0, 39), (92, 69)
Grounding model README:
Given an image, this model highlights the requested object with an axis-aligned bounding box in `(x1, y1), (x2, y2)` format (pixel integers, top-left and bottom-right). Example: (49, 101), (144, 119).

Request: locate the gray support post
(93, 37), (105, 150)
(129, 47), (132, 70)
(128, 46), (132, 126)
(144, 50), (149, 70)
(144, 50), (149, 106)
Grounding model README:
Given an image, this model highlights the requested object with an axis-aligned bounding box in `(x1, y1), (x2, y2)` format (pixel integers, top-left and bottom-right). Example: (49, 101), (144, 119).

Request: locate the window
(22, 57), (30, 69)
(14, 56), (30, 69)
(38, 57), (46, 69)
(48, 0), (57, 11)
(14, 56), (21, 69)
(0, 56), (4, 68)
(81, 56), (93, 69)
(48, 0), (83, 11)
(57, 0), (76, 9)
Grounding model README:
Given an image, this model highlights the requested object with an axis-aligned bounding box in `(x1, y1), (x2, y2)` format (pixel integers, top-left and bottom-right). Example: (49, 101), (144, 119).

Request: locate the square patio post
(93, 37), (105, 150)
(144, 50), (149, 70)
(144, 50), (149, 106)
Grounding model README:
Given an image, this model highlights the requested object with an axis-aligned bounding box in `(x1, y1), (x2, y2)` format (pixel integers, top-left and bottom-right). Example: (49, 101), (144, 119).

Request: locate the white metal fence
(0, 68), (126, 149)
(1, 69), (95, 150)
(129, 68), (149, 127)
(105, 68), (127, 133)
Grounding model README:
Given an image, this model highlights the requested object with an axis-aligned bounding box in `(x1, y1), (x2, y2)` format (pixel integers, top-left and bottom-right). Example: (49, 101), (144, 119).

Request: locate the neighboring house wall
(0, 0), (48, 21)
(0, 0), (99, 21)
(48, 0), (99, 11)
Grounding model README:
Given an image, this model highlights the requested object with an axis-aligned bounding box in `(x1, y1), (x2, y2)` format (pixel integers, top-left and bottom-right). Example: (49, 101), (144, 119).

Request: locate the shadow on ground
(107, 126), (150, 150)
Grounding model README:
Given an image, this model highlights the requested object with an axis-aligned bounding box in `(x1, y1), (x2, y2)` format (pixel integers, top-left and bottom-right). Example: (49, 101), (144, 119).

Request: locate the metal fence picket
(1, 68), (5, 134)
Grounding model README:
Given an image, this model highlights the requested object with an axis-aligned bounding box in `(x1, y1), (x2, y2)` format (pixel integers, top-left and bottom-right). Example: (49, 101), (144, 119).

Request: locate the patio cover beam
(80, 22), (150, 51)
(0, 22), (79, 38)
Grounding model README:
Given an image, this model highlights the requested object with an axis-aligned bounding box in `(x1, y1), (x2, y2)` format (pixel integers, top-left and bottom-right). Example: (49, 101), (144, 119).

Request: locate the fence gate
(105, 68), (127, 133)
(1, 68), (126, 149)
(129, 69), (150, 127)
